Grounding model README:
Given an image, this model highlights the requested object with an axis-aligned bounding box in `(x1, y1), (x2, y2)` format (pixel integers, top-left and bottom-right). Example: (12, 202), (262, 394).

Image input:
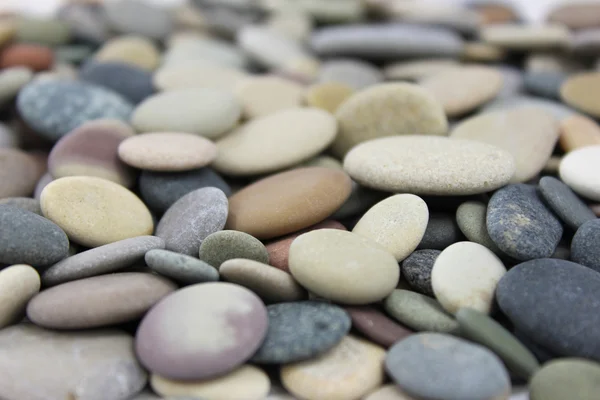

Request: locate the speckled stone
(400, 249), (440, 296)
(79, 61), (154, 104)
(529, 359), (600, 400)
(42, 236), (165, 287)
(0, 148), (45, 198)
(524, 71), (566, 99)
(385, 333), (511, 400)
(0, 67), (33, 105)
(0, 197), (41, 215)
(104, 0), (173, 40)
(456, 201), (503, 254)
(539, 176), (596, 231)
(571, 219), (600, 273)
(487, 184), (563, 260)
(345, 306), (413, 348)
(199, 230), (269, 268)
(94, 35), (160, 71)
(318, 58), (383, 90)
(0, 264), (40, 329)
(384, 289), (459, 333)
(145, 249), (219, 284)
(17, 80), (133, 141)
(418, 213), (463, 250)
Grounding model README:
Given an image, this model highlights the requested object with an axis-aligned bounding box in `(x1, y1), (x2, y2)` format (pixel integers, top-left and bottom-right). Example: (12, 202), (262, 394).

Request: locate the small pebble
(455, 201), (503, 254)
(145, 249), (219, 284)
(104, 0), (172, 41)
(538, 176), (596, 231)
(0, 148), (44, 198)
(199, 230), (269, 268)
(400, 249), (440, 296)
(559, 114), (600, 152)
(560, 145), (600, 201)
(560, 72), (600, 118)
(304, 81), (354, 113)
(235, 76), (305, 119)
(345, 306), (413, 348)
(317, 58), (383, 90)
(0, 197), (41, 215)
(95, 35), (160, 70)
(79, 61), (155, 104)
(418, 212), (463, 250)
(529, 358), (600, 400)
(0, 264), (40, 329)
(571, 219), (600, 273)
(0, 67), (33, 105)
(0, 44), (54, 72)
(154, 61), (248, 92)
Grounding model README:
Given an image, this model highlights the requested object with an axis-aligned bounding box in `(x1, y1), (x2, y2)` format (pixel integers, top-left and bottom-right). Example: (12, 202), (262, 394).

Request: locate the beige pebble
(364, 384), (418, 400)
(95, 35), (160, 70)
(0, 264), (40, 329)
(462, 42), (506, 63)
(560, 72), (600, 118)
(281, 335), (386, 400)
(304, 82), (354, 113)
(40, 176), (153, 247)
(236, 75), (305, 119)
(559, 145), (600, 201)
(481, 24), (571, 50)
(383, 59), (460, 81)
(559, 114), (600, 152)
(154, 60), (248, 92)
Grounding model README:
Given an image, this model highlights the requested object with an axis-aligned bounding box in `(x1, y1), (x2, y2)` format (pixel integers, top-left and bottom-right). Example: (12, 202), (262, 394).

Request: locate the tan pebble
(0, 264), (40, 329)
(560, 72), (600, 118)
(462, 42), (506, 62)
(0, 148), (44, 198)
(281, 335), (386, 400)
(304, 82), (354, 113)
(481, 24), (571, 50)
(382, 59), (460, 81)
(364, 384), (418, 400)
(559, 114), (600, 152)
(154, 60), (248, 92)
(40, 176), (153, 247)
(236, 75), (305, 119)
(95, 35), (160, 70)
(118, 132), (217, 172)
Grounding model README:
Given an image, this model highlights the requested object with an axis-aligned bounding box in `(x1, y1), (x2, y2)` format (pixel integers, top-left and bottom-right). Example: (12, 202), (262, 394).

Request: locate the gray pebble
(418, 213), (463, 250)
(79, 61), (155, 104)
(571, 219), (600, 272)
(199, 230), (269, 269)
(524, 71), (567, 100)
(539, 176), (596, 231)
(456, 201), (503, 254)
(0, 197), (41, 215)
(103, 0), (173, 40)
(400, 249), (440, 296)
(318, 58), (383, 90)
(145, 249), (219, 284)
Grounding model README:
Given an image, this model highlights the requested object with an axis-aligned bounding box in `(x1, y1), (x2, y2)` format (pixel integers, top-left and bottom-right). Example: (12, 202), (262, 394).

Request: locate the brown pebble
(345, 306), (413, 348)
(0, 44), (54, 72)
(559, 114), (600, 152)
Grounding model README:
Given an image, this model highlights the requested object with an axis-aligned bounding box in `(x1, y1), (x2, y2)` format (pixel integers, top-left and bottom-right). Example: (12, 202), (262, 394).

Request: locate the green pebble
(530, 358), (600, 400)
(16, 17), (71, 47)
(198, 230), (269, 269)
(145, 249), (219, 284)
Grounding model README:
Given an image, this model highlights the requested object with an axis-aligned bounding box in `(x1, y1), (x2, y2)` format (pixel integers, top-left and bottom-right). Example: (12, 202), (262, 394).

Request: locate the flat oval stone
(163, 35), (248, 69)
(496, 258), (600, 361)
(213, 108), (337, 176)
(0, 66), (33, 105)
(132, 88), (241, 139)
(332, 82), (448, 158)
(345, 136), (515, 195)
(79, 61), (154, 104)
(0, 148), (44, 198)
(384, 289), (459, 333)
(456, 201), (503, 254)
(17, 80), (133, 141)
(56, 3), (109, 44)
(227, 168), (351, 239)
(40, 176), (153, 248)
(289, 229), (399, 304)
(0, 264), (40, 329)
(571, 219), (600, 273)
(481, 24), (570, 50)
(560, 72), (600, 118)
(400, 249), (440, 296)
(345, 306), (413, 348)
(154, 62), (248, 92)
(104, 0), (172, 40)
(539, 176), (596, 231)
(281, 335), (386, 400)
(156, 187), (228, 256)
(251, 301), (351, 363)
(385, 333), (511, 400)
(95, 35), (160, 71)
(462, 42), (506, 63)
(304, 81), (354, 113)
(199, 230), (269, 268)
(0, 44), (54, 72)
(145, 249), (219, 284)
(42, 236), (165, 287)
(27, 273), (176, 329)
(530, 359), (600, 400)
(235, 76), (305, 119)
(559, 114), (600, 152)
(560, 145), (600, 201)
(0, 205), (69, 267)
(451, 107), (559, 183)
(135, 282), (268, 380)
(317, 58), (383, 90)
(487, 184), (563, 260)
(0, 197), (41, 215)
(48, 119), (136, 187)
(352, 194), (428, 261)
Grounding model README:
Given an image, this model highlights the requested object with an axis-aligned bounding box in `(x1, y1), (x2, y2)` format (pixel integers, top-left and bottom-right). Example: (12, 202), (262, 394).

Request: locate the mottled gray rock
(400, 249), (440, 296)
(571, 219), (600, 272)
(79, 61), (155, 104)
(145, 249), (219, 284)
(539, 176), (596, 231)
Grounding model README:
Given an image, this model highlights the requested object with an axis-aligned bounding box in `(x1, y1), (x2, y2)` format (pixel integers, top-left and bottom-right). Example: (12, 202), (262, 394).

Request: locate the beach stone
(227, 168), (351, 239)
(495, 65), (525, 98)
(131, 88), (241, 139)
(462, 42), (506, 62)
(318, 59), (383, 90)
(385, 333), (511, 400)
(559, 114), (600, 152)
(281, 335), (386, 400)
(104, 0), (172, 40)
(332, 82), (448, 157)
(163, 35), (247, 69)
(156, 187), (228, 256)
(40, 176), (153, 248)
(151, 365), (270, 400)
(400, 249), (440, 296)
(0, 265), (40, 329)
(525, 53), (583, 74)
(0, 67), (33, 105)
(456, 201), (502, 254)
(56, 3), (109, 44)
(418, 212), (463, 251)
(487, 184), (563, 260)
(135, 282), (268, 380)
(420, 66), (503, 117)
(0, 44), (54, 72)
(364, 385), (416, 400)
(154, 61), (248, 92)
(352, 194), (428, 261)
(235, 76), (305, 119)
(524, 71), (566, 99)
(265, 7), (313, 42)
(345, 306), (413, 348)
(0, 324), (147, 400)
(571, 219), (600, 273)
(383, 59), (459, 81)
(48, 119), (136, 187)
(0, 21), (15, 46)
(15, 17), (70, 46)
(571, 29), (600, 55)
(547, 3), (600, 30)
(456, 308), (540, 380)
(95, 35), (160, 71)
(199, 230), (269, 268)
(145, 249), (219, 284)
(539, 176), (596, 231)
(481, 24), (570, 50)
(298, 155), (343, 170)
(0, 197), (41, 215)
(560, 72), (600, 118)
(483, 94), (576, 120)
(450, 107), (559, 183)
(496, 258), (600, 361)
(529, 359), (600, 400)
(27, 273), (176, 329)
(289, 229), (399, 304)
(560, 145), (600, 201)
(0, 148), (44, 198)
(42, 236), (164, 287)
(214, 108), (336, 176)
(384, 289), (459, 333)
(79, 61), (154, 104)
(55, 45), (93, 65)
(344, 136), (515, 195)
(304, 82), (354, 113)
(34, 173), (53, 200)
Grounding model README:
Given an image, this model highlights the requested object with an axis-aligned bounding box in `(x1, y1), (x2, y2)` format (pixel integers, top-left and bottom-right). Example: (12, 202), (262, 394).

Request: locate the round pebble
(455, 201), (503, 254)
(154, 61), (248, 92)
(481, 24), (571, 50)
(345, 306), (413, 348)
(0, 67), (33, 105)
(235, 76), (305, 119)
(560, 72), (600, 118)
(400, 249), (440, 296)
(571, 219), (600, 273)
(0, 197), (41, 215)
(199, 230), (268, 268)
(317, 58), (383, 90)
(304, 81), (354, 113)
(539, 176), (596, 231)
(104, 0), (172, 41)
(384, 289), (459, 333)
(0, 264), (40, 329)
(95, 35), (160, 71)
(0, 148), (44, 198)
(0, 44), (53, 72)
(79, 61), (154, 104)
(145, 248), (218, 284)
(560, 145), (600, 201)
(529, 358), (600, 400)
(559, 114), (600, 152)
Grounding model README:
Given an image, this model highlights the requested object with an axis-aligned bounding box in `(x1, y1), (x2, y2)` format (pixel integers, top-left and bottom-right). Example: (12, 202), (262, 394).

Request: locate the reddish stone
(0, 44), (54, 71)
(345, 306), (413, 348)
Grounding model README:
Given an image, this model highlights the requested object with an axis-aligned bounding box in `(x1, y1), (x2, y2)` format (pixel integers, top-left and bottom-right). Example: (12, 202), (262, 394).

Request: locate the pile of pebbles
(1, 0), (600, 399)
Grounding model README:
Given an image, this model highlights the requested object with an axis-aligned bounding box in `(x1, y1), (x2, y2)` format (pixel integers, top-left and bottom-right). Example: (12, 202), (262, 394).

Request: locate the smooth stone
(0, 324), (147, 400)
(199, 230), (269, 268)
(135, 282), (268, 380)
(0, 197), (41, 215)
(17, 80), (133, 142)
(156, 187), (228, 256)
(571, 219), (600, 273)
(345, 306), (413, 348)
(487, 184), (563, 260)
(304, 82), (354, 113)
(481, 24), (570, 50)
(56, 3), (109, 44)
(104, 0), (172, 40)
(79, 61), (154, 104)
(27, 273), (176, 329)
(265, 7), (313, 42)
(162, 35), (247, 69)
(456, 201), (503, 254)
(385, 333), (511, 400)
(529, 359), (600, 400)
(483, 94), (576, 120)
(364, 385), (417, 400)
(311, 24), (464, 59)
(332, 82), (447, 158)
(384, 289), (459, 333)
(462, 41), (506, 62)
(383, 59), (460, 81)
(495, 65), (525, 99)
(289, 229), (399, 304)
(0, 265), (40, 329)
(0, 44), (54, 72)
(281, 335), (386, 400)
(560, 72), (600, 118)
(451, 107), (559, 183)
(559, 114), (600, 152)
(352, 194), (428, 261)
(524, 71), (566, 100)
(132, 88), (241, 139)
(16, 17), (70, 46)
(418, 213), (463, 251)
(456, 308), (540, 380)
(251, 301), (351, 363)
(95, 35), (160, 71)
(34, 172), (53, 200)
(547, 3), (600, 30)
(145, 249), (219, 284)
(139, 168), (231, 213)
(48, 119), (136, 187)
(400, 249), (440, 296)
(235, 76), (304, 119)
(0, 148), (44, 198)
(544, 155), (563, 174)
(42, 236), (165, 287)
(154, 61), (248, 92)
(560, 145), (600, 201)
(539, 176), (596, 231)
(287, 0), (365, 22)
(0, 67), (33, 105)
(0, 21), (15, 46)
(525, 53), (583, 74)
(151, 365), (270, 400)
(332, 180), (387, 220)
(496, 258), (600, 361)
(227, 168), (351, 239)
(0, 205), (69, 267)
(318, 58), (383, 90)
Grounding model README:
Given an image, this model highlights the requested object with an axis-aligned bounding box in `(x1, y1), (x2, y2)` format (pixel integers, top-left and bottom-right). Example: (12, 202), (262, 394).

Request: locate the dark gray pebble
(400, 249), (440, 296)
(571, 219), (600, 272)
(79, 61), (155, 104)
(417, 213), (463, 250)
(539, 176), (595, 231)
(513, 329), (559, 364)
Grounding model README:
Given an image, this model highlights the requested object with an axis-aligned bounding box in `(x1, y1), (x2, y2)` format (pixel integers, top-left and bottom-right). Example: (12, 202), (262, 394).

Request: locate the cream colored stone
(154, 60), (248, 92)
(95, 35), (160, 70)
(236, 76), (305, 119)
(304, 81), (354, 113)
(0, 264), (40, 329)
(462, 42), (506, 63)
(481, 24), (571, 50)
(559, 145), (600, 201)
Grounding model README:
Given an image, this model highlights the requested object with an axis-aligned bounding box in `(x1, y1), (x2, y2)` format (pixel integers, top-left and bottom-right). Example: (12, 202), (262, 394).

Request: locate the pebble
(131, 88), (241, 139)
(547, 3), (600, 30)
(40, 176), (154, 248)
(384, 289), (459, 333)
(304, 82), (354, 113)
(317, 58), (383, 90)
(383, 59), (460, 81)
(15, 17), (70, 46)
(235, 76), (305, 119)
(199, 230), (269, 268)
(456, 201), (503, 254)
(0, 264), (40, 329)
(332, 82), (448, 158)
(560, 72), (600, 118)
(162, 35), (247, 69)
(524, 71), (566, 99)
(539, 176), (596, 231)
(289, 229), (399, 304)
(418, 212), (463, 250)
(559, 114), (600, 152)
(364, 385), (416, 400)
(135, 282), (268, 380)
(227, 168), (351, 239)
(571, 29), (600, 55)
(0, 148), (44, 198)
(154, 61), (248, 92)
(496, 258), (600, 361)
(400, 249), (440, 296)
(0, 21), (15, 46)
(56, 3), (109, 44)
(345, 306), (413, 348)
(462, 41), (506, 62)
(529, 359), (600, 400)
(156, 187), (228, 256)
(79, 61), (154, 104)
(95, 35), (160, 70)
(104, 0), (173, 41)
(332, 180), (386, 220)
(483, 94), (576, 120)
(42, 235), (165, 287)
(496, 65), (525, 98)
(145, 249), (220, 284)
(487, 184), (563, 260)
(0, 44), (54, 72)
(385, 333), (511, 400)
(0, 67), (33, 105)
(560, 146), (600, 201)
(571, 219), (600, 273)
(0, 197), (41, 215)
(481, 24), (570, 50)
